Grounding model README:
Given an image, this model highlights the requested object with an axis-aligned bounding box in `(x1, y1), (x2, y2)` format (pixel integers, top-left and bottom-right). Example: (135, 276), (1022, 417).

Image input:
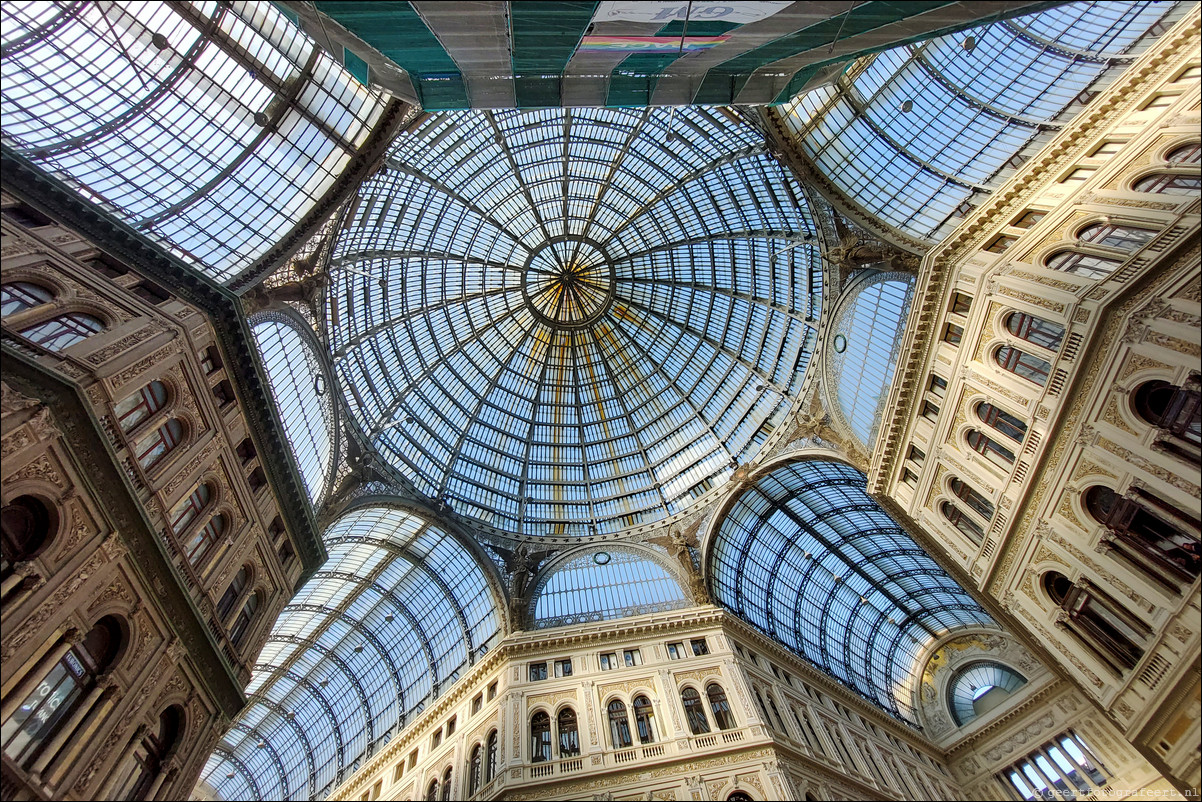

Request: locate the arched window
(1005, 312), (1064, 351)
(114, 381), (169, 433)
(607, 699), (632, 748)
(2, 615), (123, 768)
(706, 684), (735, 730)
(170, 484), (212, 536)
(1042, 571), (1147, 672)
(1077, 222), (1157, 251)
(1166, 143), (1201, 165)
(183, 513), (226, 568)
(950, 478), (994, 519)
(557, 707), (579, 757)
(1085, 486), (1200, 582)
(1133, 173), (1202, 195)
(485, 730), (498, 781)
(728, 794), (755, 802)
(995, 344), (1050, 386)
(529, 711), (551, 763)
(0, 282), (53, 316)
(942, 502), (985, 543)
(441, 767), (452, 802)
(229, 590), (261, 648)
(134, 417), (185, 470)
(967, 430), (1016, 466)
(977, 403), (1027, 442)
(632, 695), (655, 744)
(20, 312), (105, 352)
(217, 565), (252, 621)
(1045, 250), (1122, 280)
(1133, 379), (1201, 449)
(1, 495), (55, 579)
(425, 779), (438, 801)
(947, 662), (1027, 726)
(468, 744), (482, 794)
(682, 687), (710, 735)
(110, 705), (183, 800)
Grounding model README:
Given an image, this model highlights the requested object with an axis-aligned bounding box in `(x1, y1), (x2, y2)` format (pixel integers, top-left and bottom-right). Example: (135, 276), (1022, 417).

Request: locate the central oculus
(520, 236), (616, 328)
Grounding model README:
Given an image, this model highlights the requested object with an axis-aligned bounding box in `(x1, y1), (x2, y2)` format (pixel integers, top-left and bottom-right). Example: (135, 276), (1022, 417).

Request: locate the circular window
(593, 552), (611, 565)
(833, 333), (847, 353)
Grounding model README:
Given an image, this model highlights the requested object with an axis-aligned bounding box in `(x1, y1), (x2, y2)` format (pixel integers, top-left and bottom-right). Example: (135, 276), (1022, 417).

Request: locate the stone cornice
(868, 9), (1202, 497)
(1, 344), (245, 717)
(0, 146), (327, 588)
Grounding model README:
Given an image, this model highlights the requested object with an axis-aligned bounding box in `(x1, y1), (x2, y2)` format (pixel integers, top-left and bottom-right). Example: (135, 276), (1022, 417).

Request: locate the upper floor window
(950, 478), (994, 519)
(1132, 173), (1201, 195)
(623, 649), (642, 667)
(968, 430), (1016, 466)
(217, 565), (251, 621)
(1077, 222), (1156, 251)
(632, 695), (656, 744)
(995, 345), (1050, 386)
(599, 652), (619, 670)
(199, 345), (222, 375)
(170, 483), (212, 535)
(0, 282), (53, 316)
(134, 418), (185, 470)
(1046, 250), (1122, 281)
(558, 708), (579, 757)
(183, 513), (226, 568)
(681, 687), (710, 735)
(707, 683), (735, 730)
(553, 658), (572, 678)
(529, 711), (551, 763)
(229, 590), (262, 648)
(20, 312), (104, 352)
(1166, 142), (1201, 165)
(1, 495), (55, 572)
(468, 744), (482, 795)
(1133, 379), (1201, 449)
(1042, 572), (1146, 673)
(115, 380), (169, 433)
(1011, 210), (1046, 229)
(942, 502), (985, 543)
(943, 322), (964, 346)
(1006, 312), (1064, 351)
(528, 662), (548, 681)
(607, 700), (632, 748)
(690, 638), (709, 656)
(485, 731), (498, 780)
(977, 403), (1027, 442)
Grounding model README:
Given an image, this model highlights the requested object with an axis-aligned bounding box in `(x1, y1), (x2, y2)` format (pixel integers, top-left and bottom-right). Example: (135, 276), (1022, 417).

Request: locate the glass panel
(531, 549), (689, 627)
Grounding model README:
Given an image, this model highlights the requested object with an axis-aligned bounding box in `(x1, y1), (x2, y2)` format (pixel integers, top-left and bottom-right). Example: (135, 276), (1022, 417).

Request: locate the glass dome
(329, 106), (821, 537)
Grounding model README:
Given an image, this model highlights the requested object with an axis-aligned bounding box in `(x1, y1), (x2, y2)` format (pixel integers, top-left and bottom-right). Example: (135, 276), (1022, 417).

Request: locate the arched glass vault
(330, 106), (821, 537)
(0, 0), (388, 284)
(200, 507), (502, 800)
(708, 460), (996, 722)
(780, 1), (1170, 242)
(531, 547), (691, 629)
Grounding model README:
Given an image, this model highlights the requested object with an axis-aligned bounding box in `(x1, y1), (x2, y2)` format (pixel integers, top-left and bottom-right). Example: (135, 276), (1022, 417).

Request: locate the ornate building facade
(0, 2), (1198, 802)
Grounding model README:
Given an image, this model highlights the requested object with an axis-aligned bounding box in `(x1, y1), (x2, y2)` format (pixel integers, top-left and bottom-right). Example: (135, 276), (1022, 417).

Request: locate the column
(44, 679), (121, 786)
(27, 677), (114, 780)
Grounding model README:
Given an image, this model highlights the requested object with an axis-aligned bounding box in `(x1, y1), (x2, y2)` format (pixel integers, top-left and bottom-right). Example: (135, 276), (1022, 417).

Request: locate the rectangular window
(943, 322), (963, 346)
(431, 729), (442, 748)
(1141, 94), (1174, 109)
(529, 662), (548, 681)
(921, 401), (940, 421)
(902, 468), (919, 487)
(487, 681), (498, 701)
(1173, 65), (1201, 82)
(666, 642), (685, 660)
(1061, 167), (1096, 183)
(471, 694), (483, 715)
(1089, 141), (1123, 159)
(747, 651), (759, 666)
(393, 763), (404, 782)
(984, 235), (1015, 254)
(690, 638), (709, 656)
(950, 292), (972, 315)
(554, 658), (572, 678)
(408, 750), (418, 769)
(623, 649), (642, 667)
(928, 374), (947, 398)
(599, 652), (618, 670)
(1012, 210), (1046, 229)
(908, 446), (926, 465)
(446, 716), (456, 736)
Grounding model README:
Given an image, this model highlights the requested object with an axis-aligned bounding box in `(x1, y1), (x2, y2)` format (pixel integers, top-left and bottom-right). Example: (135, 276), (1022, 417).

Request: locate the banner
(591, 2), (792, 25)
(578, 35), (731, 53)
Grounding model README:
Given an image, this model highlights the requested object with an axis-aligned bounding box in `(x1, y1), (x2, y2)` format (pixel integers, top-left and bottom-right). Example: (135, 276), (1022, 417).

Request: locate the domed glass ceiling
(330, 106), (821, 537)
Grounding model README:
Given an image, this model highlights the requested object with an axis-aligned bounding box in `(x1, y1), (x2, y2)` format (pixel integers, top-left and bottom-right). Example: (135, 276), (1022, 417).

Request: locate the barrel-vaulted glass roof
(531, 548), (691, 629)
(779, 1), (1171, 242)
(200, 507), (502, 800)
(709, 460), (996, 722)
(0, 0), (388, 285)
(252, 318), (334, 501)
(330, 106), (821, 537)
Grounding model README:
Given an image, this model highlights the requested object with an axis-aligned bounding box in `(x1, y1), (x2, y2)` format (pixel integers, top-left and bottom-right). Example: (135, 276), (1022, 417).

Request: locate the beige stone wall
(328, 608), (959, 802)
(872, 7), (1201, 794)
(1, 198), (303, 798)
